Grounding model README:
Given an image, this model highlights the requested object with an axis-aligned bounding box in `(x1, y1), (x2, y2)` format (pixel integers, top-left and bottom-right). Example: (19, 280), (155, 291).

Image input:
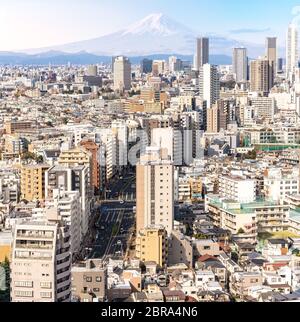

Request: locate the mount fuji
(22, 13), (265, 57)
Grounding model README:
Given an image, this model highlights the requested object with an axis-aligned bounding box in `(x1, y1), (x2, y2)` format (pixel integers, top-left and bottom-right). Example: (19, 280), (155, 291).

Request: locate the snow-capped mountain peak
(121, 13), (192, 36)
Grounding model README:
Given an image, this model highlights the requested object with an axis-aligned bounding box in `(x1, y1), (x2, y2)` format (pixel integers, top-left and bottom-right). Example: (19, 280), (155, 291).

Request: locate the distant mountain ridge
(1, 13), (285, 65)
(19, 13), (271, 58)
(0, 51), (232, 66)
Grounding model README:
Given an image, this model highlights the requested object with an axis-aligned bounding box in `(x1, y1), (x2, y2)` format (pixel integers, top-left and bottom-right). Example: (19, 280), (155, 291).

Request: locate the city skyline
(1, 0), (300, 52)
(3, 1), (300, 307)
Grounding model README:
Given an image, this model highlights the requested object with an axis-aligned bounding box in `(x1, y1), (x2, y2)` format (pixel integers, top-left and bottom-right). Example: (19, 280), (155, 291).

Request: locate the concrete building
(206, 196), (290, 241)
(266, 37), (277, 87)
(141, 58), (153, 74)
(136, 147), (174, 235)
(233, 48), (248, 83)
(21, 164), (50, 202)
(195, 38), (209, 71)
(219, 175), (256, 203)
(264, 168), (299, 201)
(113, 56), (131, 91)
(250, 97), (275, 122)
(4, 135), (28, 155)
(151, 127), (183, 166)
(45, 165), (90, 238)
(152, 60), (165, 76)
(135, 227), (168, 268)
(111, 120), (128, 170)
(11, 213), (72, 302)
(87, 65), (98, 76)
(45, 189), (81, 256)
(168, 230), (193, 268)
(71, 259), (106, 302)
(79, 140), (101, 195)
(206, 99), (228, 133)
(250, 58), (270, 94)
(199, 64), (220, 108)
(4, 121), (33, 135)
(58, 146), (93, 195)
(286, 23), (299, 78)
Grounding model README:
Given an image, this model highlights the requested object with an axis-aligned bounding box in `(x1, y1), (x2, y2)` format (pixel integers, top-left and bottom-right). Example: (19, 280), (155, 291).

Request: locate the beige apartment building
(135, 227), (168, 268)
(4, 120), (33, 134)
(206, 104), (219, 133)
(250, 58), (270, 93)
(71, 259), (106, 302)
(21, 164), (50, 201)
(11, 211), (72, 302)
(136, 147), (174, 235)
(113, 56), (131, 91)
(58, 147), (92, 175)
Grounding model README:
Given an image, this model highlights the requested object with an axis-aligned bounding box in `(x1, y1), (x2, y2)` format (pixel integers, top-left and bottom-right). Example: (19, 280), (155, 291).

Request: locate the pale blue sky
(0, 0), (300, 51)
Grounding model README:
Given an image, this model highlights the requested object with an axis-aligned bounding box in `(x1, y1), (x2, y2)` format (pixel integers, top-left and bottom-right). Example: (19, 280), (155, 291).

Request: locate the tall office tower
(266, 37), (277, 87)
(87, 65), (98, 76)
(136, 147), (174, 235)
(141, 58), (153, 74)
(278, 58), (284, 73)
(45, 165), (90, 238)
(199, 64), (220, 108)
(250, 59), (270, 94)
(232, 48), (248, 83)
(11, 211), (72, 302)
(286, 23), (299, 77)
(21, 164), (50, 201)
(194, 37), (209, 71)
(113, 56), (131, 91)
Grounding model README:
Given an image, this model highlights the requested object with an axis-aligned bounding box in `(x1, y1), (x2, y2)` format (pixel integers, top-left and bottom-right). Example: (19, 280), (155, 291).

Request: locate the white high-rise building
(199, 64), (220, 108)
(45, 189), (81, 256)
(194, 38), (209, 71)
(113, 56), (131, 91)
(286, 23), (299, 77)
(45, 165), (90, 239)
(11, 212), (72, 302)
(151, 127), (183, 166)
(112, 120), (128, 169)
(136, 147), (174, 235)
(233, 48), (247, 83)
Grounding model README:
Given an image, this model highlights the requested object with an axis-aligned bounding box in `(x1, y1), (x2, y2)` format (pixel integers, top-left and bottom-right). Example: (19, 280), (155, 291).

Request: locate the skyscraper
(250, 58), (270, 94)
(199, 64), (220, 108)
(266, 37), (277, 87)
(113, 56), (131, 91)
(136, 147), (174, 235)
(141, 58), (153, 74)
(232, 48), (248, 83)
(286, 23), (299, 77)
(194, 37), (209, 71)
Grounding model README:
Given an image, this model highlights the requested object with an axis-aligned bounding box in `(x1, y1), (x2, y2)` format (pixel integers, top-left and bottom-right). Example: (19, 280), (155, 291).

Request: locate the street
(89, 201), (135, 261)
(106, 173), (136, 201)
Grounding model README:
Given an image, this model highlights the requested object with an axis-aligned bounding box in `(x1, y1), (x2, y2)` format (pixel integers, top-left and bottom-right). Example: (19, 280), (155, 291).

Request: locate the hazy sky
(1, 0), (300, 51)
